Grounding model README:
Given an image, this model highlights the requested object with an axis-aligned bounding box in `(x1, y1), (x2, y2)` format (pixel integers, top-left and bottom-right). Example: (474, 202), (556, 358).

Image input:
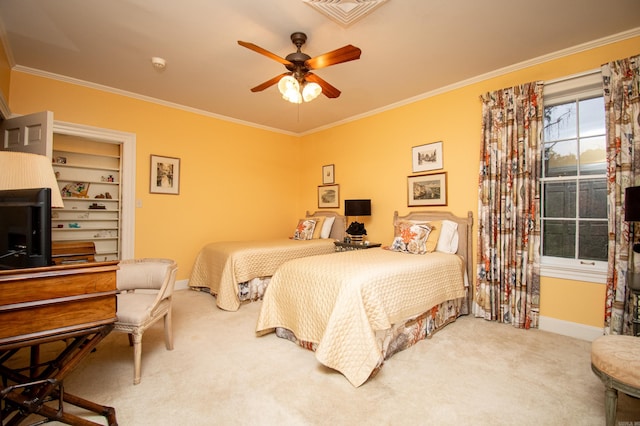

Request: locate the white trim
(175, 279), (189, 291)
(52, 121), (136, 260)
(543, 69), (603, 105)
(11, 28), (640, 137)
(0, 92), (10, 119)
(13, 65), (299, 138)
(300, 27), (640, 135)
(539, 315), (603, 341)
(540, 257), (607, 284)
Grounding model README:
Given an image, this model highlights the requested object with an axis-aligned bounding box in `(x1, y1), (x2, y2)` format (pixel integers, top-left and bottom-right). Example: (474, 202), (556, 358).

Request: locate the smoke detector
(151, 57), (166, 70)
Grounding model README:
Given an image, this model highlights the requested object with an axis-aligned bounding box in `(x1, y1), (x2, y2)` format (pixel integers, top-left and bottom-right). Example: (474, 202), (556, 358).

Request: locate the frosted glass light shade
(278, 75), (299, 95)
(302, 82), (322, 102)
(0, 151), (64, 207)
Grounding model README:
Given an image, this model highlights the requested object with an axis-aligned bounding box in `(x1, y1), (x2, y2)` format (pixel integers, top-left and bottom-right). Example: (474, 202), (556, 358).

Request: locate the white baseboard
(175, 278), (189, 291)
(539, 315), (603, 341)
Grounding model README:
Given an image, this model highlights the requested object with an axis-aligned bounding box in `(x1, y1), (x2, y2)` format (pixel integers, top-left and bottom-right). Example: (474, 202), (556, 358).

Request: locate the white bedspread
(189, 238), (336, 311)
(255, 248), (466, 386)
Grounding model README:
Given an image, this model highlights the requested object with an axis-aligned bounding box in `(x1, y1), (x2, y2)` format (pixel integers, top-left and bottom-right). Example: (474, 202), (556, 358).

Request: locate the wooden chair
(114, 258), (178, 385)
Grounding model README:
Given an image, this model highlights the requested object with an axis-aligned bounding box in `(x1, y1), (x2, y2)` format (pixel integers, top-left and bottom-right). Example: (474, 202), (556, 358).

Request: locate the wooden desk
(0, 261), (119, 425)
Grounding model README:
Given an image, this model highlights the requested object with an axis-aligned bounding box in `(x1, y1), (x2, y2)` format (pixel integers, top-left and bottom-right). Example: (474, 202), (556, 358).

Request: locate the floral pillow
(293, 219), (316, 240)
(389, 220), (441, 254)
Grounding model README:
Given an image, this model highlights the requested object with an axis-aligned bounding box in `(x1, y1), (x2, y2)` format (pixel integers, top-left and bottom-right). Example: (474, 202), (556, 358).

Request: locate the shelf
(53, 237), (119, 242)
(53, 218), (118, 222)
(54, 211), (119, 215)
(52, 227), (119, 231)
(53, 149), (120, 160)
(61, 198), (119, 203)
(54, 163), (120, 172)
(58, 179), (119, 186)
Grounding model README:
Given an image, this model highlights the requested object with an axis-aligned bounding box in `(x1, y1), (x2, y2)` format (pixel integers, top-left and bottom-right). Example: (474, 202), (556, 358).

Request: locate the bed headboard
(393, 210), (474, 312)
(306, 211), (346, 242)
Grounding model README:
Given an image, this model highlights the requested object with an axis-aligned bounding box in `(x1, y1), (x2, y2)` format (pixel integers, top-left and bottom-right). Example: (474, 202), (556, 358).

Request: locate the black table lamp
(344, 199), (371, 243)
(625, 186), (640, 253)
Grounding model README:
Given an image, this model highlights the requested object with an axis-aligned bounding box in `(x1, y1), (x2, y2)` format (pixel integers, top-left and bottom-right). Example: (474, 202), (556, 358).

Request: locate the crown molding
(11, 27), (640, 137)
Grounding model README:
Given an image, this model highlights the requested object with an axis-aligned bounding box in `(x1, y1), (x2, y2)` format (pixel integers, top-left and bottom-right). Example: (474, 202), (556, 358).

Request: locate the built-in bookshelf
(51, 135), (122, 262)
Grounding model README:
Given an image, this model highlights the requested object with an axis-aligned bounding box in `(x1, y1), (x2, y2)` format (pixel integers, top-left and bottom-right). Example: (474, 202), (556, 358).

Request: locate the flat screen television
(0, 188), (52, 269)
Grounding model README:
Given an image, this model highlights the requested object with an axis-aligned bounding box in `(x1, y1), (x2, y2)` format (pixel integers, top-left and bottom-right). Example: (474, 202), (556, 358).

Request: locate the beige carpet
(16, 289), (640, 425)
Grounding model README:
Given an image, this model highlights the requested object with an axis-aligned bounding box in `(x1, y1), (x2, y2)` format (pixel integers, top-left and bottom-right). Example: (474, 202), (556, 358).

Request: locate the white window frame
(540, 70), (607, 284)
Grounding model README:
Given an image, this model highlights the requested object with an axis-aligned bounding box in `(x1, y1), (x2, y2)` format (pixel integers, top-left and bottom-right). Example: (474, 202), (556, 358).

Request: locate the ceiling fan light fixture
(278, 75), (299, 96)
(302, 82), (322, 102)
(283, 88), (302, 104)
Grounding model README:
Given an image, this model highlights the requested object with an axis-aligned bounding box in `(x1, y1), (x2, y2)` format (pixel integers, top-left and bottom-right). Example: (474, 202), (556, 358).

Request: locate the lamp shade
(344, 199), (371, 217)
(0, 151), (64, 207)
(626, 186), (640, 222)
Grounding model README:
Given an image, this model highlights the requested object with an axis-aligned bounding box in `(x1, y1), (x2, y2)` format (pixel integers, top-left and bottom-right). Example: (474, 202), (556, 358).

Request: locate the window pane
(544, 103), (577, 140)
(579, 97), (605, 137)
(544, 140), (578, 177)
(578, 221), (608, 261)
(579, 136), (606, 175)
(544, 181), (576, 217)
(543, 220), (575, 258)
(579, 179), (607, 218)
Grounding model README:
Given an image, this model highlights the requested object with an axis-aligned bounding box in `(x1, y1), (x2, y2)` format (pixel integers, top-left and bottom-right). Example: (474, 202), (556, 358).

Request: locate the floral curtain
(475, 82), (543, 329)
(603, 54), (640, 335)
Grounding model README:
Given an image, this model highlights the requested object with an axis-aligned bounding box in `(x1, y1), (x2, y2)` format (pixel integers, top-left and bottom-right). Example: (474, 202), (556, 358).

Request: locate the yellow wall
(9, 72), (301, 279)
(6, 35), (640, 329)
(298, 36), (640, 328)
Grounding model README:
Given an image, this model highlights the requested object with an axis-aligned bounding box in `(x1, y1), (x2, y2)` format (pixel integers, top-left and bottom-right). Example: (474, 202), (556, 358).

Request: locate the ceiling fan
(237, 32), (361, 103)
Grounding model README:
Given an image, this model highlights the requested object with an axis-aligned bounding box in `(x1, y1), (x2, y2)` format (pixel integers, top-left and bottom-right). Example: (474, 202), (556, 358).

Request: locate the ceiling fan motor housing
(285, 32), (311, 78)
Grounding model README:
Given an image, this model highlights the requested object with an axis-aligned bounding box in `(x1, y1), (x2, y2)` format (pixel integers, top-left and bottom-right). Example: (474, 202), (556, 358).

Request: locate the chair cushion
(116, 293), (157, 324)
(591, 335), (640, 388)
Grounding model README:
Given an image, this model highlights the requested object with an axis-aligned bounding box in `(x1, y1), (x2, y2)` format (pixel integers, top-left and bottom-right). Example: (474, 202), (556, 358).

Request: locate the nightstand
(334, 241), (381, 252)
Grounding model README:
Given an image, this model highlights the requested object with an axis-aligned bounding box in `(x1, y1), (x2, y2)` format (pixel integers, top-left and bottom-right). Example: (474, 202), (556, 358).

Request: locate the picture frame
(318, 184), (339, 208)
(407, 172), (447, 207)
(150, 154), (180, 195)
(322, 164), (335, 184)
(412, 141), (443, 173)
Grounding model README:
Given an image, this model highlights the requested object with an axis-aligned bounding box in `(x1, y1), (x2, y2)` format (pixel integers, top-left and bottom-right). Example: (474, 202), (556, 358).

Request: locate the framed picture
(407, 172), (447, 207)
(322, 164), (335, 184)
(318, 184), (339, 208)
(412, 141), (443, 173)
(150, 154), (180, 195)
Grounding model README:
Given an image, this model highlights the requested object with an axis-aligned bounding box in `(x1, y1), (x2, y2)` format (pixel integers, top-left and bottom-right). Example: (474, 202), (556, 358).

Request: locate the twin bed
(190, 210), (473, 386)
(189, 211), (345, 311)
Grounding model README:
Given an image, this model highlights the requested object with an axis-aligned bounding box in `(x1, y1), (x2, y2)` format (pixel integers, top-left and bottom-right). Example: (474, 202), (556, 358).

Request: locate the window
(540, 71), (607, 283)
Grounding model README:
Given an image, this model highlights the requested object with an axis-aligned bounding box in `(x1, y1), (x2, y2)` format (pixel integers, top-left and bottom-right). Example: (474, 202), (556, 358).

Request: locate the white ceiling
(0, 0), (639, 135)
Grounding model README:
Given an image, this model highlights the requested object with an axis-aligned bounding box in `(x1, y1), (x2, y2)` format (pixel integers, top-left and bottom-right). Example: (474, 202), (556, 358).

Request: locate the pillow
(389, 220), (440, 254)
(293, 219), (316, 240)
(320, 216), (336, 239)
(307, 216), (326, 239)
(436, 220), (459, 253)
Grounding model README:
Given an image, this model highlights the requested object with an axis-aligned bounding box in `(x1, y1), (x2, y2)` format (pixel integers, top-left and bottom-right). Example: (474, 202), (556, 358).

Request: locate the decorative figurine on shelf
(69, 223), (80, 228)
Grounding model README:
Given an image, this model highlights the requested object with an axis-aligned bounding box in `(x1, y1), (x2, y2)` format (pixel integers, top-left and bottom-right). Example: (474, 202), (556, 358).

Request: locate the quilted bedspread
(255, 248), (466, 387)
(189, 238), (335, 311)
